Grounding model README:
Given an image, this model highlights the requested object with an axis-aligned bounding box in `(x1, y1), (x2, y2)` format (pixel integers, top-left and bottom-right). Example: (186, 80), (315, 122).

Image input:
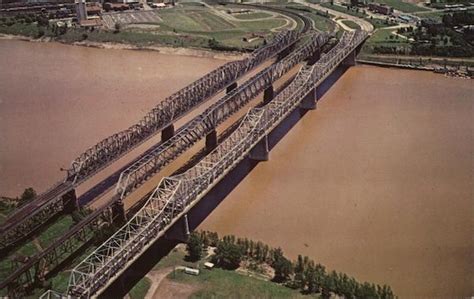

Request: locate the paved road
(296, 0), (375, 32)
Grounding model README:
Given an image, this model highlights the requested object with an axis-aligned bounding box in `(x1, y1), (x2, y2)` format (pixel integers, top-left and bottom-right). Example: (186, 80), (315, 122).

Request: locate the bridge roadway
(0, 26), (302, 252)
(64, 30), (367, 298)
(0, 28), (323, 298)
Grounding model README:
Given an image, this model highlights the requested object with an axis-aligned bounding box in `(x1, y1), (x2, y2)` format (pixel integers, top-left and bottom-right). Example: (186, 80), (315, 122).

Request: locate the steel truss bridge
(114, 33), (329, 200)
(0, 27), (324, 297)
(0, 8), (318, 296)
(63, 30), (368, 299)
(0, 27), (301, 252)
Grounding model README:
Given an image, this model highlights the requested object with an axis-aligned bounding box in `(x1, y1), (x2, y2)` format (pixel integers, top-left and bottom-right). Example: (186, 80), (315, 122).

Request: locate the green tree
(18, 187), (36, 206)
(186, 232), (203, 262)
(208, 38), (219, 49)
(271, 247), (292, 283)
(213, 240), (243, 270)
(114, 22), (121, 33)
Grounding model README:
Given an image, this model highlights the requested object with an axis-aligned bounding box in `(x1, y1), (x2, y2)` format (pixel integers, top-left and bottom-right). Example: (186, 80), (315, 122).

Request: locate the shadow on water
(99, 64), (350, 299)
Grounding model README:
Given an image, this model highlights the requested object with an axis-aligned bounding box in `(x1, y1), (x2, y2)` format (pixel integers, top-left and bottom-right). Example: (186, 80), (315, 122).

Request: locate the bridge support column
(206, 129), (218, 150)
(112, 201), (126, 224)
(300, 87), (318, 110)
(307, 49), (321, 65)
(249, 135), (269, 161)
(62, 189), (78, 213)
(226, 82), (238, 94)
(164, 214), (190, 242)
(342, 50), (356, 67)
(161, 124), (175, 143)
(277, 42), (296, 61)
(183, 214), (190, 237)
(263, 85), (274, 105)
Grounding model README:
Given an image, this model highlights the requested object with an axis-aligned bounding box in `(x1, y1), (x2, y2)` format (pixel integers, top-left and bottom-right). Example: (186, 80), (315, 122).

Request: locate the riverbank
(357, 58), (473, 78)
(0, 33), (246, 61)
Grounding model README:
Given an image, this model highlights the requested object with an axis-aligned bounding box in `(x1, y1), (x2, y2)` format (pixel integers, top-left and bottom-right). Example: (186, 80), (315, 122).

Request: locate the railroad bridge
(0, 5), (368, 298)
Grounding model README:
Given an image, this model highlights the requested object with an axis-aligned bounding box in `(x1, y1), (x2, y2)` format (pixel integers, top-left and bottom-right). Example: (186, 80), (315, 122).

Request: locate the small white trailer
(184, 267), (200, 276)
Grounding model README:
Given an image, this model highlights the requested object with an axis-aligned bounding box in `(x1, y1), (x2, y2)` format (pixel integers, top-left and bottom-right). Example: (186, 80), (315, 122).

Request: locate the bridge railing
(65, 30), (366, 298)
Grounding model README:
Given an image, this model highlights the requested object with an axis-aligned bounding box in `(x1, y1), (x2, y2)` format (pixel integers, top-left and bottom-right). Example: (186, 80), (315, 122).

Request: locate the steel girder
(115, 32), (330, 199)
(66, 30), (300, 185)
(64, 30), (367, 299)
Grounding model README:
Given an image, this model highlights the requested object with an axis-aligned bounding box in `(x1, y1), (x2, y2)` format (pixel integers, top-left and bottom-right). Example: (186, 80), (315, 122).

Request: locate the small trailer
(184, 267), (200, 276)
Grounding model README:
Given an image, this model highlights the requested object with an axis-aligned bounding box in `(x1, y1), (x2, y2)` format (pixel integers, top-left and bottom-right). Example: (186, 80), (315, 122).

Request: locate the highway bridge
(63, 29), (367, 298)
(1, 4), (368, 298)
(0, 6), (318, 297)
(0, 25), (302, 253)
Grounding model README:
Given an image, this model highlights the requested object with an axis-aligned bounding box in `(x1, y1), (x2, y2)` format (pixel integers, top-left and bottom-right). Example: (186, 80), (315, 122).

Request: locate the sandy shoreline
(0, 33), (246, 61)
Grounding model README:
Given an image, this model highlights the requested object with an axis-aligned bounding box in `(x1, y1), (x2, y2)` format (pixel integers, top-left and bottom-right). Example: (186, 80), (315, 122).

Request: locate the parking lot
(102, 11), (162, 29)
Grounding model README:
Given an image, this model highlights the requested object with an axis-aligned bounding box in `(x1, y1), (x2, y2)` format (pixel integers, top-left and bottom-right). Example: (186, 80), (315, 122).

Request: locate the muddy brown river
(201, 65), (473, 298)
(0, 39), (225, 198)
(0, 40), (472, 298)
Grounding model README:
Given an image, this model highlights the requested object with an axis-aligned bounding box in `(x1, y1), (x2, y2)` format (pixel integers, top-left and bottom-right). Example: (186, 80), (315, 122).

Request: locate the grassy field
(367, 16), (395, 29)
(342, 19), (361, 29)
(360, 27), (411, 54)
(282, 3), (335, 32)
(0, 22), (41, 37)
(413, 11), (446, 21)
(146, 5), (291, 49)
(152, 247), (199, 271)
(233, 12), (273, 20)
(320, 3), (367, 18)
(307, 12), (335, 32)
(37, 215), (73, 247)
(150, 245), (318, 298)
(372, 0), (429, 12)
(129, 277), (152, 299)
(169, 268), (320, 299)
(0, 5), (293, 50)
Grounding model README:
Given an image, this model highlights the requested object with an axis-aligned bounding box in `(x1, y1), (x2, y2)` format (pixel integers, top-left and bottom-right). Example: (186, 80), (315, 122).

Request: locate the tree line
(187, 230), (395, 299)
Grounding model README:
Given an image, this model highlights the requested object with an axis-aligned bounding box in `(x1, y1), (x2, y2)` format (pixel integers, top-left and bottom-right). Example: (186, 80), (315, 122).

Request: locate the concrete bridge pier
(206, 129), (218, 150)
(342, 50), (356, 67)
(249, 135), (269, 161)
(263, 85), (274, 105)
(307, 49), (321, 65)
(112, 201), (126, 225)
(62, 189), (78, 213)
(277, 42), (296, 61)
(300, 87), (318, 110)
(164, 214), (191, 242)
(161, 124), (175, 143)
(226, 82), (238, 94)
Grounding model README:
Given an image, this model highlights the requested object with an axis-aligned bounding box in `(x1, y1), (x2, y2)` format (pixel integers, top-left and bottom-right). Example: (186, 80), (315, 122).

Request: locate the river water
(0, 39), (224, 198)
(201, 65), (473, 298)
(0, 40), (472, 298)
